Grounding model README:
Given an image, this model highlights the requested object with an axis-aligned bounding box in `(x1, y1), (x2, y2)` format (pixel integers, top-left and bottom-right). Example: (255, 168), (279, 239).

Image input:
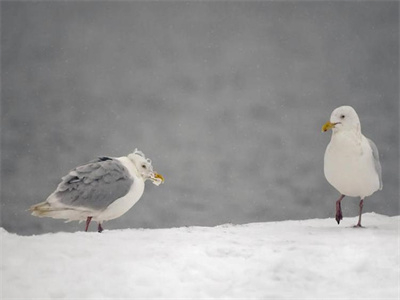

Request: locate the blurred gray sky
(1, 1), (399, 235)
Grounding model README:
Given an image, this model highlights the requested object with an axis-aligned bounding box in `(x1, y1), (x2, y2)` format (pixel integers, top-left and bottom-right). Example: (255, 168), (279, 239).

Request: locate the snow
(2, 213), (399, 299)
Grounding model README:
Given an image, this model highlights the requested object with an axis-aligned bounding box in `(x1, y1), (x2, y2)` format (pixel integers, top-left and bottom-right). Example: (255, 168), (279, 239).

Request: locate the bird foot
(335, 196), (344, 225)
(353, 224), (364, 228)
(336, 214), (343, 225)
(335, 208), (343, 225)
(98, 223), (104, 233)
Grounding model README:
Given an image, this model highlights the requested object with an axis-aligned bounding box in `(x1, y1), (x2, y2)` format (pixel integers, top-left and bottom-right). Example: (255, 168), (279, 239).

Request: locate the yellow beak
(154, 172), (164, 183)
(322, 121), (335, 132)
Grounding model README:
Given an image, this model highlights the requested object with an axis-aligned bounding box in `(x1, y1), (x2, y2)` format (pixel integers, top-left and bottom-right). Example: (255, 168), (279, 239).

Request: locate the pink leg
(98, 223), (104, 233)
(336, 195), (345, 224)
(355, 199), (364, 227)
(85, 216), (92, 232)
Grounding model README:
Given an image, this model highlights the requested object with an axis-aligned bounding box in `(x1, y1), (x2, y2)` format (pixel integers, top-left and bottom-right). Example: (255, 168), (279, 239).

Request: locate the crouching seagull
(30, 149), (164, 232)
(322, 106), (382, 227)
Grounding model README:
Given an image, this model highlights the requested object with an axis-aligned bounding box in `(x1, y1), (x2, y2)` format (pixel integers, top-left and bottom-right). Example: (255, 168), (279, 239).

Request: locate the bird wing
(367, 138), (383, 190)
(54, 157), (134, 210)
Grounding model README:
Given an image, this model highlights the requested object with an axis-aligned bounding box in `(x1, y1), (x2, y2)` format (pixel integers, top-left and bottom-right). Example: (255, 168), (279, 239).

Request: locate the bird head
(322, 106), (361, 133)
(128, 149), (164, 185)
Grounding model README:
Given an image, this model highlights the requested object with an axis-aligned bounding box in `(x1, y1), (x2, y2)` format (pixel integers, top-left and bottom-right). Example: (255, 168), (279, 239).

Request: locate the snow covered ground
(2, 213), (399, 299)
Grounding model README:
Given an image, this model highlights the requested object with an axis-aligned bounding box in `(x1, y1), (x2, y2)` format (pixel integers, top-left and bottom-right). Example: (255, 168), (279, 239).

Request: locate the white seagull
(322, 106), (382, 227)
(30, 149), (164, 232)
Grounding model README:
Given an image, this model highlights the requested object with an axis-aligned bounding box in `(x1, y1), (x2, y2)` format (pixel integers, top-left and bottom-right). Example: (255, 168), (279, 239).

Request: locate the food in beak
(150, 172), (164, 186)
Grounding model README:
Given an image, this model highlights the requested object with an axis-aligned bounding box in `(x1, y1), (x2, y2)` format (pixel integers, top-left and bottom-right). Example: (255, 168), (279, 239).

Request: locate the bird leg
(355, 199), (364, 228)
(335, 194), (345, 224)
(98, 223), (104, 233)
(85, 216), (92, 232)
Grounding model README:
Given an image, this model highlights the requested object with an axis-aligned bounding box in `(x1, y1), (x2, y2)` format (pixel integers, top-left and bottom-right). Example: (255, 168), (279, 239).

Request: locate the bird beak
(322, 121), (336, 132)
(150, 172), (164, 186)
(154, 172), (164, 182)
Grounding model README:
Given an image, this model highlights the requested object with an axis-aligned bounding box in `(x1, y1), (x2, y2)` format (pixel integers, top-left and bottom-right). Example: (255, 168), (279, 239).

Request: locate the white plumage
(30, 149), (164, 232)
(322, 106), (382, 227)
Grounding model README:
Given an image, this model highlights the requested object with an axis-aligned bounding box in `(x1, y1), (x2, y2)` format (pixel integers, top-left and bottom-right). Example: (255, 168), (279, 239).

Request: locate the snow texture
(2, 213), (399, 299)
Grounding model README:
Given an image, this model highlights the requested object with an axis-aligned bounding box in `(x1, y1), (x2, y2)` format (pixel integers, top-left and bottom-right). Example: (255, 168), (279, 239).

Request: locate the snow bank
(2, 213), (399, 299)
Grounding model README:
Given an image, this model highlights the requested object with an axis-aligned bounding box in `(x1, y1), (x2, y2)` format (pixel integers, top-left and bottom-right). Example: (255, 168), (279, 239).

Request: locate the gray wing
(367, 138), (383, 190)
(55, 157), (134, 210)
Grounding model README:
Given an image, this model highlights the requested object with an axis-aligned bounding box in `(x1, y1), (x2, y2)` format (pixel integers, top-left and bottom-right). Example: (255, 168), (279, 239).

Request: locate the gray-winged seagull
(30, 149), (164, 232)
(322, 106), (382, 227)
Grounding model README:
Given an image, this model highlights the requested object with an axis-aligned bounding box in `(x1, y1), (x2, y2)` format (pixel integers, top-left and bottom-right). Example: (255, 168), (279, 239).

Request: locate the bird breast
(94, 157), (145, 222)
(324, 133), (380, 198)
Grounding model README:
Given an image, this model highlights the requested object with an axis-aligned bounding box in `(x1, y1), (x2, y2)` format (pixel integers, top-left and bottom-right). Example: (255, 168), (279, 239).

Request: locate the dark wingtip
(98, 156), (112, 162)
(67, 176), (80, 184)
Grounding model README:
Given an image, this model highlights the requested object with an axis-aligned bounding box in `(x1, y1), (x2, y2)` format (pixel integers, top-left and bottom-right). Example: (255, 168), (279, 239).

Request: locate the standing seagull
(322, 106), (382, 227)
(30, 149), (164, 232)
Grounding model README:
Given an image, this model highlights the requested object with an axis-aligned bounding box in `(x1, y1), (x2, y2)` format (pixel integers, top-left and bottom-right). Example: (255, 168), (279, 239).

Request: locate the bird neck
(117, 156), (142, 180)
(331, 128), (363, 150)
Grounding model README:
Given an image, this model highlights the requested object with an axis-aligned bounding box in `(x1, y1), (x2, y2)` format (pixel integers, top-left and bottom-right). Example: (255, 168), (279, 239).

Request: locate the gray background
(2, 1), (398, 235)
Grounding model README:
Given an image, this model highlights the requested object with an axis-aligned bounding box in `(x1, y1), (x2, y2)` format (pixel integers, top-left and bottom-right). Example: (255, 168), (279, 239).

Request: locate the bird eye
(340, 114), (345, 119)
(141, 164), (147, 169)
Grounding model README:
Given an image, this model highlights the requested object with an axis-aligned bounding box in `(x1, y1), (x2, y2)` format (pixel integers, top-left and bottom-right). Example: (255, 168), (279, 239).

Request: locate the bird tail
(30, 199), (89, 222)
(30, 201), (53, 217)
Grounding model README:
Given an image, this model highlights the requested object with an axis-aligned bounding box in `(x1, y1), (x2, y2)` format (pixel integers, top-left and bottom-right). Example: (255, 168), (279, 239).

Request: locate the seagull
(30, 149), (164, 232)
(322, 106), (382, 227)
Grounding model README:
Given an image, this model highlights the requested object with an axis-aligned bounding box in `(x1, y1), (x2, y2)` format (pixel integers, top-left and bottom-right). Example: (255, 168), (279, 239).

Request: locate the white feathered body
(324, 131), (380, 199)
(95, 157), (144, 222)
(31, 156), (145, 223)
